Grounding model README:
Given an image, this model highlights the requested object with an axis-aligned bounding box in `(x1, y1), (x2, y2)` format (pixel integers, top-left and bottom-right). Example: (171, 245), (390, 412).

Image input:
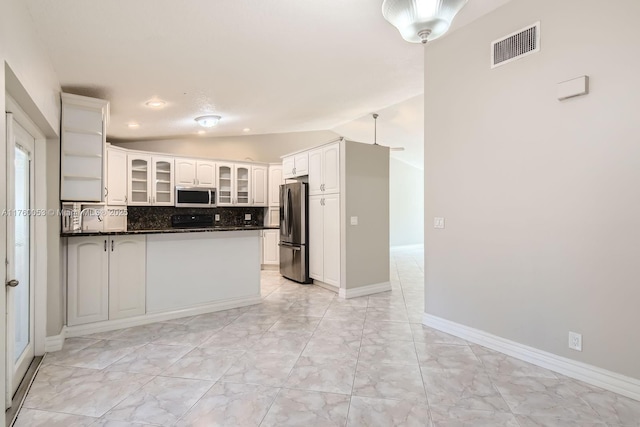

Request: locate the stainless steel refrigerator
(279, 182), (311, 283)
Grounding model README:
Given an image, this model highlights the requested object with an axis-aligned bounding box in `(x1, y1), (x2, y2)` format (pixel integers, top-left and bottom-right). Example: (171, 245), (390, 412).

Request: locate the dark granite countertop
(62, 225), (280, 237)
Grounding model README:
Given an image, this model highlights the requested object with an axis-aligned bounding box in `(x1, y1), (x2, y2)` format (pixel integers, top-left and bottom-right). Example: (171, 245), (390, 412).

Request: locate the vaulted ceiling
(25, 0), (511, 151)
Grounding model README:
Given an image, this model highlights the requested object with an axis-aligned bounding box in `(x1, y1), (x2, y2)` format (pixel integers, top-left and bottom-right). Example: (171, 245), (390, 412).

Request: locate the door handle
(104, 240), (107, 251)
(111, 240), (114, 252)
(6, 279), (19, 287)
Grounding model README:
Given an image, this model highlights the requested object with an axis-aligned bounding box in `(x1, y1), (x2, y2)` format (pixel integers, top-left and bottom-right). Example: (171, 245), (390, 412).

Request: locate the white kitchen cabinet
(152, 156), (174, 205)
(61, 93), (109, 202)
(105, 146), (128, 205)
(196, 161), (216, 187)
(235, 164), (252, 206)
(268, 164), (283, 206)
(308, 142), (340, 196)
(175, 158), (197, 186)
(175, 158), (216, 188)
(262, 229), (280, 266)
(217, 163), (253, 206)
(217, 162), (234, 206)
(309, 193), (340, 288)
(67, 236), (109, 326)
(252, 165), (268, 206)
(127, 154), (174, 205)
(108, 236), (146, 320)
(127, 153), (151, 205)
(282, 152), (309, 179)
(67, 235), (146, 326)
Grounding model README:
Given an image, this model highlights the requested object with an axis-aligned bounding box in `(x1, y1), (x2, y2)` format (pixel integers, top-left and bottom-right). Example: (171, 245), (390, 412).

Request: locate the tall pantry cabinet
(289, 138), (390, 296)
(308, 142), (341, 288)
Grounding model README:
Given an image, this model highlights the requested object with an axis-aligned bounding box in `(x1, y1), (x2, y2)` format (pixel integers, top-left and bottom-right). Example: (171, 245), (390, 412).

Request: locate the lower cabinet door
(262, 230), (280, 265)
(109, 235), (146, 320)
(308, 195), (324, 281)
(67, 236), (109, 326)
(322, 193), (341, 287)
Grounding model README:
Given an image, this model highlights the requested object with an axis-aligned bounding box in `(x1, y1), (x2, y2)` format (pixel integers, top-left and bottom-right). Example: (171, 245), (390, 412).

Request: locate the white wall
(112, 130), (339, 163)
(390, 158), (423, 247)
(424, 0), (640, 379)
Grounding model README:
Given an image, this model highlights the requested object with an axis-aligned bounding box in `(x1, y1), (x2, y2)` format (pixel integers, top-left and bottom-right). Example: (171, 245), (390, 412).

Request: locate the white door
(5, 115), (36, 406)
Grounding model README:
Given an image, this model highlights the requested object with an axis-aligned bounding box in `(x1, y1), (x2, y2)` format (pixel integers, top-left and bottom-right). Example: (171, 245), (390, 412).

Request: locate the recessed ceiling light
(197, 130), (206, 135)
(195, 115), (221, 128)
(127, 122), (140, 128)
(242, 128), (251, 132)
(145, 99), (166, 108)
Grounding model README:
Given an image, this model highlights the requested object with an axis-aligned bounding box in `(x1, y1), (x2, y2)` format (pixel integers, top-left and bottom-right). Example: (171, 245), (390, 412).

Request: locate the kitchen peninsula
(62, 216), (269, 338)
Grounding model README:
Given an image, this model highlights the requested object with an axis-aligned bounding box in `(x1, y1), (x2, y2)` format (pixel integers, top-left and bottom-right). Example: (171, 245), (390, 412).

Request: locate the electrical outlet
(244, 213), (251, 221)
(434, 217), (445, 229)
(568, 331), (582, 351)
(215, 214), (220, 221)
(350, 216), (358, 226)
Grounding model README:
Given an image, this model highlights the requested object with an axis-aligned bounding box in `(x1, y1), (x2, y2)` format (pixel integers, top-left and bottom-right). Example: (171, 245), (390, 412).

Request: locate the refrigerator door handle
(287, 188), (293, 236)
(278, 242), (301, 251)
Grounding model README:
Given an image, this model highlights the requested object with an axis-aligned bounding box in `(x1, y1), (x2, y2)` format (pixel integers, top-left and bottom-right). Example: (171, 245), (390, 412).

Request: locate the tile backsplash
(127, 206), (265, 230)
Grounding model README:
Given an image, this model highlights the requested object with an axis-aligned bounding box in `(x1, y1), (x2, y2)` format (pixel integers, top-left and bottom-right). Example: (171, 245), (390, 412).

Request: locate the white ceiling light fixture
(382, 0), (468, 44)
(195, 115), (221, 128)
(127, 122), (140, 128)
(145, 99), (167, 108)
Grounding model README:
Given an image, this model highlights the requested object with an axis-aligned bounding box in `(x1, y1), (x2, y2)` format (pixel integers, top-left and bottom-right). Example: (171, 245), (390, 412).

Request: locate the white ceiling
(25, 0), (511, 143)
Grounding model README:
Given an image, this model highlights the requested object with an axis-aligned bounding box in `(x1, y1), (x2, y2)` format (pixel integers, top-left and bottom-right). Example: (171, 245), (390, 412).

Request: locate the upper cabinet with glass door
(235, 164), (252, 206)
(127, 153), (174, 205)
(152, 156), (174, 205)
(60, 93), (109, 202)
(217, 162), (234, 206)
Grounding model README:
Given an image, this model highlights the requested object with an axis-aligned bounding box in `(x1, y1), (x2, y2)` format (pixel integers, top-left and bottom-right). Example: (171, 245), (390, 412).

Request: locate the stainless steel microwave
(175, 186), (217, 208)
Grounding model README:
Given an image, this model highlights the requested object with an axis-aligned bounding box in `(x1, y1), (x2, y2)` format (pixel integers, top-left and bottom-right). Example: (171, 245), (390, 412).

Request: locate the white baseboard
(339, 281), (392, 299)
(64, 295), (262, 339)
(423, 313), (640, 402)
(261, 264), (279, 271)
(45, 327), (67, 352)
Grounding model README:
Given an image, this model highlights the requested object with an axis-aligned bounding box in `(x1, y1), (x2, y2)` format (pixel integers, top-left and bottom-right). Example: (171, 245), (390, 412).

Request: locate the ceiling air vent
(491, 22), (540, 69)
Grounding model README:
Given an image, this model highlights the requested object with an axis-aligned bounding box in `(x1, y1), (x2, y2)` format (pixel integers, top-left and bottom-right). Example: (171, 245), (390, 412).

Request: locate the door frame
(4, 95), (48, 402)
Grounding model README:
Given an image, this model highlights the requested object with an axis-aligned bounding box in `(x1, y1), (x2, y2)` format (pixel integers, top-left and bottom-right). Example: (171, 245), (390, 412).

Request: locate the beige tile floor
(14, 247), (640, 426)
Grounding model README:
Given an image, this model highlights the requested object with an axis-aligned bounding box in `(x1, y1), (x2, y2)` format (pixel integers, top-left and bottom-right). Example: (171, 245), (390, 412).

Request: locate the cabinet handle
(104, 187), (108, 198)
(104, 240), (107, 251)
(125, 195), (128, 203)
(111, 240), (114, 252)
(293, 167), (296, 176)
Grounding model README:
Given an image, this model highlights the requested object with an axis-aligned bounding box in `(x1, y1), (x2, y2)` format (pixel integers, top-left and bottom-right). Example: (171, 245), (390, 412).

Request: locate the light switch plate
(350, 216), (358, 226)
(434, 217), (445, 229)
(244, 213), (251, 221)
